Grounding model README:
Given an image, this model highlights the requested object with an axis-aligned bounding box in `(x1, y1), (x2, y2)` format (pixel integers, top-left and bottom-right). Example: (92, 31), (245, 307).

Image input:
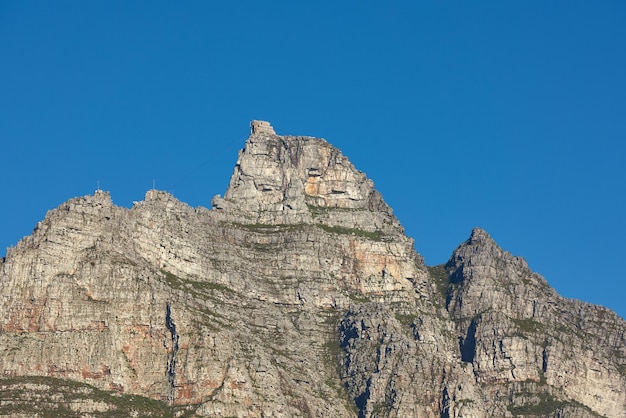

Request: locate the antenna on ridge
(153, 179), (156, 190)
(97, 179), (100, 191)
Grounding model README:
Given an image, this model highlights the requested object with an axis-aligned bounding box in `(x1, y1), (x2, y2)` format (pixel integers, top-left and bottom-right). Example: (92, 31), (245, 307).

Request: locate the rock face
(0, 121), (624, 417)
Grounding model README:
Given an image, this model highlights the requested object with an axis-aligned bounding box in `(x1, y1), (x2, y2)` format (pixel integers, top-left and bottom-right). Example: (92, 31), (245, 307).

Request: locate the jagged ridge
(0, 121), (624, 417)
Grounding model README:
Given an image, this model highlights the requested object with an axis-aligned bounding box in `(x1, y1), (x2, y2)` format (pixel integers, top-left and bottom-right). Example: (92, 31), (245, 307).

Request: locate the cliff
(0, 121), (624, 417)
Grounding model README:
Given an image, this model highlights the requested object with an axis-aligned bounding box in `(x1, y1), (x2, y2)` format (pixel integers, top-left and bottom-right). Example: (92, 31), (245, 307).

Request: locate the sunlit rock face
(443, 228), (626, 417)
(0, 122), (624, 417)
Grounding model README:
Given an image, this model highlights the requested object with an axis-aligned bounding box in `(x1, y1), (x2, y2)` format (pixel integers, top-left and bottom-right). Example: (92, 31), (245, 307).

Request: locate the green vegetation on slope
(427, 264), (450, 301)
(0, 375), (173, 417)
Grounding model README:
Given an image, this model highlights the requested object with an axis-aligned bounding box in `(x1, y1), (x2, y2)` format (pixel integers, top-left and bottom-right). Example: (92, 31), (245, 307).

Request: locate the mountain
(0, 121), (624, 417)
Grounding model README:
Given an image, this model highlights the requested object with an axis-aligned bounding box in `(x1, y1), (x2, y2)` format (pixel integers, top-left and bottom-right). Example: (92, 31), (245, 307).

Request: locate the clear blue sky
(1, 2), (625, 318)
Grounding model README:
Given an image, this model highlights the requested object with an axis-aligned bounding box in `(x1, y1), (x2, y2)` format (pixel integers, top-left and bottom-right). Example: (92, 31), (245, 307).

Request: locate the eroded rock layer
(1, 122), (624, 417)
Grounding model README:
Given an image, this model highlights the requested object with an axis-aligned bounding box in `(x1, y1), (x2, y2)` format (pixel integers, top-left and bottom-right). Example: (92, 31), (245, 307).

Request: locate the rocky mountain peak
(0, 121), (624, 417)
(447, 226), (531, 284)
(446, 227), (541, 317)
(441, 227), (626, 417)
(211, 120), (403, 237)
(467, 226), (493, 244)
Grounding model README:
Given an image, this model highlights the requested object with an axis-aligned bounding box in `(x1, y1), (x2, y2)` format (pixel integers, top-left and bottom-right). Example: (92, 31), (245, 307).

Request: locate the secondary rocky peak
(467, 226), (493, 244)
(443, 227), (626, 417)
(446, 228), (538, 305)
(448, 227), (530, 278)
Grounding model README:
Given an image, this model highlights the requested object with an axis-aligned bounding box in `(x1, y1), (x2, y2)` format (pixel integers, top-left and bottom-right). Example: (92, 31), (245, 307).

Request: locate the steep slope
(444, 228), (626, 417)
(0, 121), (624, 417)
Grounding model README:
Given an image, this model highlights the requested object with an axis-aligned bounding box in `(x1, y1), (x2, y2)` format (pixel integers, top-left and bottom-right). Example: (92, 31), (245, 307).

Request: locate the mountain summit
(0, 122), (624, 417)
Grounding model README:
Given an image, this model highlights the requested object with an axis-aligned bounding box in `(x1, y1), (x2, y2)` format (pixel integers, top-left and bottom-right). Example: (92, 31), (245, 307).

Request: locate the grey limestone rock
(0, 122), (624, 417)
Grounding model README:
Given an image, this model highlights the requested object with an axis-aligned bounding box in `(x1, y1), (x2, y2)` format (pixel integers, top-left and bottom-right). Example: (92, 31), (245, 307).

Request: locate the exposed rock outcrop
(444, 228), (626, 417)
(0, 121), (624, 417)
